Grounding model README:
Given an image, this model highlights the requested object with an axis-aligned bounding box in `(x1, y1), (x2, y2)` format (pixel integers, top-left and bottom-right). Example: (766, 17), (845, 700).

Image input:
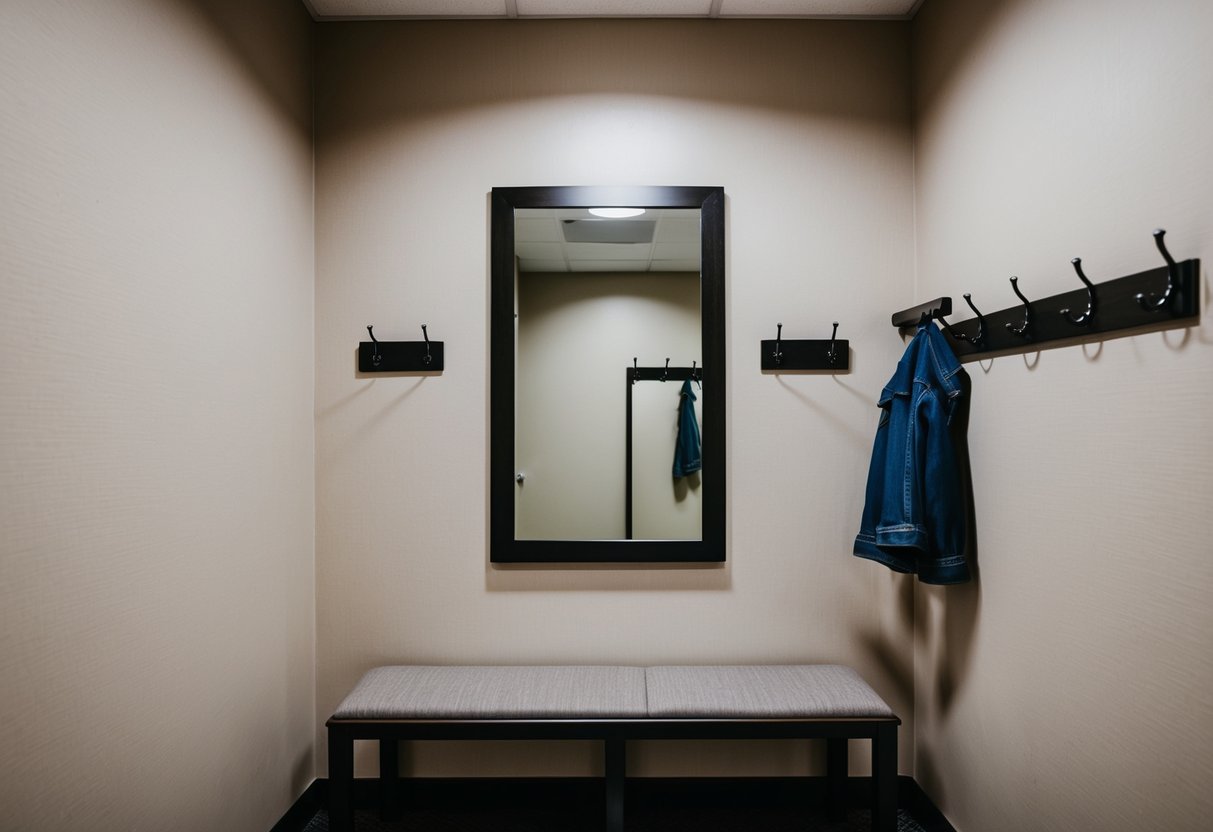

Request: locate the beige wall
(315, 19), (917, 777)
(0, 1), (315, 829)
(515, 271), (700, 540)
(911, 1), (1213, 830)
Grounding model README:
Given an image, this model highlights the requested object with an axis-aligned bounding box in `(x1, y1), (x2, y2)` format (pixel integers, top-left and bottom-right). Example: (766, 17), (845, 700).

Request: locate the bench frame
(326, 716), (900, 832)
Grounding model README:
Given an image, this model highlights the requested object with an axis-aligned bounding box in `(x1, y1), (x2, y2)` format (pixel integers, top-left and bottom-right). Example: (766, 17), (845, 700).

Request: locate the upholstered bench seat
(327, 664), (899, 832)
(333, 665), (649, 720)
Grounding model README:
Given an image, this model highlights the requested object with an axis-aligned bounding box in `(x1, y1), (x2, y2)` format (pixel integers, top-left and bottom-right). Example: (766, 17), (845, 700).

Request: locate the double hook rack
(891, 229), (1200, 360)
(359, 324), (445, 373)
(630, 357), (702, 387)
(761, 321), (849, 372)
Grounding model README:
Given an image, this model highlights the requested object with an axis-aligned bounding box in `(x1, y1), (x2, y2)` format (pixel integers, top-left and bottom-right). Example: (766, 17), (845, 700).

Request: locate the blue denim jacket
(853, 322), (971, 584)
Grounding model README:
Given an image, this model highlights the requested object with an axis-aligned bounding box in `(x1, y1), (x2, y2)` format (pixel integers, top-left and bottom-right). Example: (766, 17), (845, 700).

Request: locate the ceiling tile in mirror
(515, 241), (565, 261)
(657, 217), (702, 243)
(652, 241), (701, 261)
(651, 259), (702, 271)
(514, 218), (562, 242)
(566, 243), (653, 261)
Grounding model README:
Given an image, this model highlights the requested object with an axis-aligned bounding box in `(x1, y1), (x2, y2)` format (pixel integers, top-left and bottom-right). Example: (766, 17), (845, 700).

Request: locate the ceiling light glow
(588, 207), (646, 218)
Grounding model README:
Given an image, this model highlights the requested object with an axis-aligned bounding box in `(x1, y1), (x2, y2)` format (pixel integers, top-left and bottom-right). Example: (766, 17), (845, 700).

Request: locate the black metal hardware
(1137, 228), (1177, 311)
(890, 229), (1200, 363)
(631, 357), (639, 385)
(691, 360), (701, 388)
(891, 296), (952, 329)
(367, 325), (382, 367)
(359, 324), (445, 373)
(761, 323), (850, 372)
(1005, 277), (1032, 337)
(949, 294), (986, 347)
(662, 358), (670, 381)
(1061, 258), (1097, 326)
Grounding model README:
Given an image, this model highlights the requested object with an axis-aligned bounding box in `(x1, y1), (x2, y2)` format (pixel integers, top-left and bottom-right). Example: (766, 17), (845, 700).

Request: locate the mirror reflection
(513, 207), (703, 541)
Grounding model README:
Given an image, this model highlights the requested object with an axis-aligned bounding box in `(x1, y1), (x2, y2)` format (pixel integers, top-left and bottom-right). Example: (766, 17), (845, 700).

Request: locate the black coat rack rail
(630, 358), (702, 385)
(891, 229), (1200, 362)
(760, 322), (850, 372)
(359, 324), (444, 373)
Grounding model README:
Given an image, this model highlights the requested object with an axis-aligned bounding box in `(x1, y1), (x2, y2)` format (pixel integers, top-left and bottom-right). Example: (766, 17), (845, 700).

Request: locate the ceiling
(304, 0), (925, 21)
(515, 208), (701, 273)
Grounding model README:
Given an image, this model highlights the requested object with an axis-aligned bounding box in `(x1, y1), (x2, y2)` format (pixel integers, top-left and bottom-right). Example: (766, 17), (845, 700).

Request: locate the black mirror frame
(490, 185), (726, 563)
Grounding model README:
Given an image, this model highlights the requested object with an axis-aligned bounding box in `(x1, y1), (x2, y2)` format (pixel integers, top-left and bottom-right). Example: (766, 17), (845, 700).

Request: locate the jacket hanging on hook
(673, 379), (702, 479)
(853, 322), (972, 584)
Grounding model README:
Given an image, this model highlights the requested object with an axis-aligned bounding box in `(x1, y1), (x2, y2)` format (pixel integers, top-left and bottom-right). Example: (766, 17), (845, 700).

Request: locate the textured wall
(910, 1), (1213, 829)
(315, 19), (917, 777)
(0, 1), (315, 829)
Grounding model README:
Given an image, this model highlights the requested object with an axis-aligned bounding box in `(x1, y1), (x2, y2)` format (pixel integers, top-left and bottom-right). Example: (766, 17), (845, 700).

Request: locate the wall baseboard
(271, 775), (955, 832)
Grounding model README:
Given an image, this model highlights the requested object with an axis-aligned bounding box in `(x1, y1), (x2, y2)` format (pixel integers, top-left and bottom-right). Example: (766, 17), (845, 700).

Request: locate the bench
(326, 664), (900, 832)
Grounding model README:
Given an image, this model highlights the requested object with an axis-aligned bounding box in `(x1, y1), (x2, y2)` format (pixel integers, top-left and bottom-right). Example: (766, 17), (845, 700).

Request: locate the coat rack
(359, 324), (444, 373)
(760, 322), (850, 371)
(630, 358), (702, 385)
(891, 229), (1199, 361)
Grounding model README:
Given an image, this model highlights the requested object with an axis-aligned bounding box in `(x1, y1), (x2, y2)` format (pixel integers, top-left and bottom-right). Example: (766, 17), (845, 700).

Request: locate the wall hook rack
(761, 321), (850, 372)
(358, 323), (445, 373)
(1005, 277), (1032, 337)
(890, 228), (1200, 362)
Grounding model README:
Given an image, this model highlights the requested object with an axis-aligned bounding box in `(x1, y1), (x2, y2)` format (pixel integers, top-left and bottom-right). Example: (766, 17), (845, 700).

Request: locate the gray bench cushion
(332, 665), (648, 720)
(645, 665), (895, 719)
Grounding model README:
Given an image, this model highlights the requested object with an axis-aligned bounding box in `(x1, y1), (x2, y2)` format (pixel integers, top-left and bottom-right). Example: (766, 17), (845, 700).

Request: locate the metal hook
(692, 360), (701, 389)
(1005, 277), (1032, 337)
(773, 323), (783, 365)
(632, 357), (638, 385)
(662, 358), (670, 382)
(1137, 228), (1177, 311)
(826, 321), (840, 364)
(1061, 258), (1096, 326)
(421, 324), (432, 365)
(949, 294), (986, 346)
(366, 324), (381, 366)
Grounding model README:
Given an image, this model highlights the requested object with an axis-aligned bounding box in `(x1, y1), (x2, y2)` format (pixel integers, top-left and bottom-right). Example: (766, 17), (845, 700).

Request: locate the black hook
(421, 324), (432, 365)
(691, 360), (701, 389)
(632, 357), (638, 385)
(773, 323), (783, 366)
(1137, 228), (1177, 311)
(662, 358), (670, 382)
(948, 294), (986, 346)
(826, 321), (840, 364)
(1005, 277), (1032, 337)
(1061, 258), (1096, 326)
(367, 324), (381, 366)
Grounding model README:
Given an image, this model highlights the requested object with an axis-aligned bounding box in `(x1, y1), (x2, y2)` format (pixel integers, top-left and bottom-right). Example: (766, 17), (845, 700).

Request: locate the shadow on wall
(315, 18), (911, 141)
(914, 0), (1016, 112)
(178, 0), (313, 136)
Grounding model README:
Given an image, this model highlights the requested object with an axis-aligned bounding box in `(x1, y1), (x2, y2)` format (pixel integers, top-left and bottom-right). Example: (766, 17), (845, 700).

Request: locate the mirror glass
(514, 207), (702, 542)
(490, 186), (724, 563)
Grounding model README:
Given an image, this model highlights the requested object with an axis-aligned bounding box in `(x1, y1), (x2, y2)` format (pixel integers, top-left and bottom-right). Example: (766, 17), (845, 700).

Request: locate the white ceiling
(304, 0), (925, 21)
(516, 208), (701, 273)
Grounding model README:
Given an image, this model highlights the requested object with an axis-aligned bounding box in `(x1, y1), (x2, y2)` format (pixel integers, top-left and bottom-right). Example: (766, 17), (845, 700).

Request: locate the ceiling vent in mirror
(562, 219), (656, 244)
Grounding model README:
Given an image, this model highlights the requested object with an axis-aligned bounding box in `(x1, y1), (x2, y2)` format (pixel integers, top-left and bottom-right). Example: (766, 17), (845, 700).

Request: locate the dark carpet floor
(302, 807), (927, 832)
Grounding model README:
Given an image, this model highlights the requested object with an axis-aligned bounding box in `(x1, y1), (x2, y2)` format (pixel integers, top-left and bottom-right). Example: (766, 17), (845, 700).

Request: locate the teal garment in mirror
(673, 379), (702, 479)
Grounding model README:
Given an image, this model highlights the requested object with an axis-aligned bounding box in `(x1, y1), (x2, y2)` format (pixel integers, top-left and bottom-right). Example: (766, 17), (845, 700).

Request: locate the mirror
(490, 186), (725, 563)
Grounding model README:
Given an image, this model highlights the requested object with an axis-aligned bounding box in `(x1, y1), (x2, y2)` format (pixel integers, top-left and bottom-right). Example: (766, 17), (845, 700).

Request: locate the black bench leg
(328, 727), (355, 832)
(605, 738), (625, 832)
(872, 723), (897, 832)
(379, 738), (401, 821)
(827, 737), (848, 820)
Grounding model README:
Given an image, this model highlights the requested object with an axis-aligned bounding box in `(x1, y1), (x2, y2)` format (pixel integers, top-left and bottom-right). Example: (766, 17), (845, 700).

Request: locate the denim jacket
(853, 322), (971, 584)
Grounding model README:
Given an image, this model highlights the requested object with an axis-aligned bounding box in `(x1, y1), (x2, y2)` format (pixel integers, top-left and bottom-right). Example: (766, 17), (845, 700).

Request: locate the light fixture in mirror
(490, 186), (725, 564)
